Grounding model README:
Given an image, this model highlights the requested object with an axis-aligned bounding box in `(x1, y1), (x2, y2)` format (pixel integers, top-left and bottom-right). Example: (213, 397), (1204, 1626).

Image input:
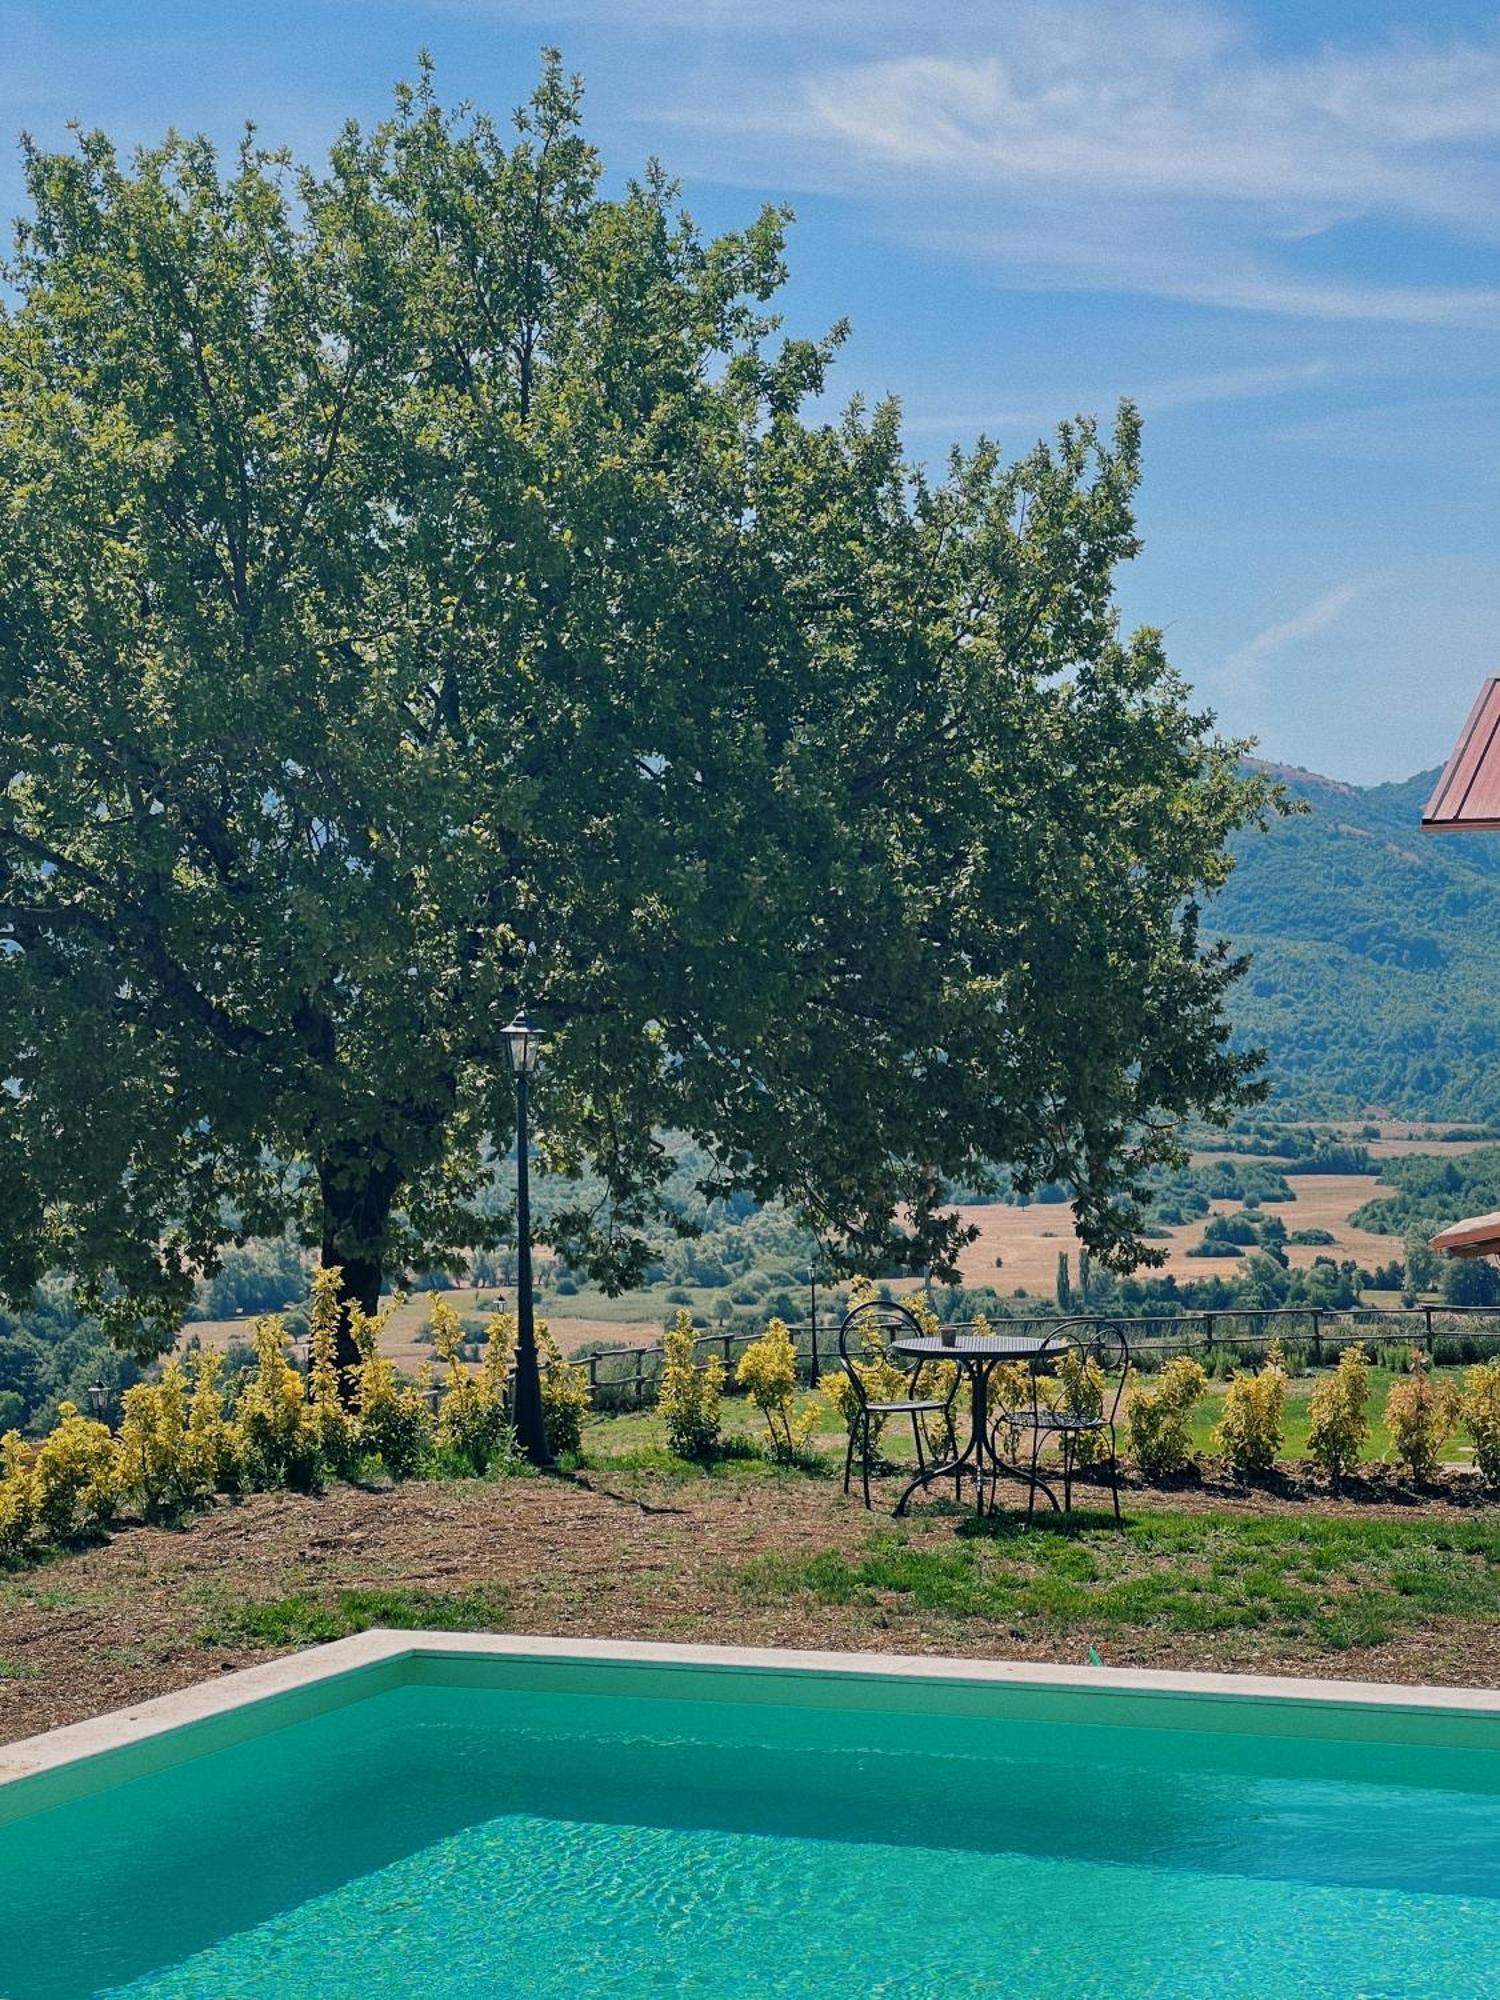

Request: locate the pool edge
(3, 1630), (1497, 1801)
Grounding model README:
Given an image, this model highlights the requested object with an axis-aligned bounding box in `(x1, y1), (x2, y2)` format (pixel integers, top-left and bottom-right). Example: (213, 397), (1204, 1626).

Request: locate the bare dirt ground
(3, 1470), (1496, 1748)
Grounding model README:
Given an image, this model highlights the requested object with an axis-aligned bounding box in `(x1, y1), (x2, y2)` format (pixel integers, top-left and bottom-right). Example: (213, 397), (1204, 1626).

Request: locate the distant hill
(1212, 763), (1500, 1119)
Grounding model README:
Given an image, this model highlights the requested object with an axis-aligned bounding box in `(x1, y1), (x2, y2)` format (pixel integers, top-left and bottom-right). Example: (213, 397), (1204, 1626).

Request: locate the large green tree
(0, 58), (1277, 1364)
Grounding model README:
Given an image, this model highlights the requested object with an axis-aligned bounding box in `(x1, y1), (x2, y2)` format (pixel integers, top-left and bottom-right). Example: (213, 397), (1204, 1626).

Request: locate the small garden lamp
(504, 1011), (554, 1468)
(87, 1381), (108, 1422)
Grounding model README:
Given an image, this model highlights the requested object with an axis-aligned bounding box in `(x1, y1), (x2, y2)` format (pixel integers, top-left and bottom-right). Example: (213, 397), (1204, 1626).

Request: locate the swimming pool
(2, 1634), (1498, 1998)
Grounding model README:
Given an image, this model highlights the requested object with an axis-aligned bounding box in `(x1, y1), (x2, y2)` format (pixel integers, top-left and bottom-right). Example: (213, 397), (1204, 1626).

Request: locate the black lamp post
(87, 1381), (108, 1423)
(504, 1011), (554, 1468)
(806, 1260), (821, 1384)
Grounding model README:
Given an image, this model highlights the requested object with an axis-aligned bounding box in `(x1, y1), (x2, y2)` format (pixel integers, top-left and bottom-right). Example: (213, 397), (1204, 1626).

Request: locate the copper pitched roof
(1423, 677), (1500, 831)
(1430, 1210), (1500, 1259)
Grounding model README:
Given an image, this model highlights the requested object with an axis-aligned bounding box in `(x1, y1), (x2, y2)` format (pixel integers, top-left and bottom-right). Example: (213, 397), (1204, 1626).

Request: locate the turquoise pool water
(2, 1658), (1498, 1998)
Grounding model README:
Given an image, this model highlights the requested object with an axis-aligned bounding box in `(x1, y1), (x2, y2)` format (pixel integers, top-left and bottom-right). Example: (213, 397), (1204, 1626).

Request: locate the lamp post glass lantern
(504, 1013), (553, 1466)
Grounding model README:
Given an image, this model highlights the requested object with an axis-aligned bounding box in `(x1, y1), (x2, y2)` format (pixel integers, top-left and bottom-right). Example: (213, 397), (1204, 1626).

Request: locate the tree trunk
(318, 1150), (402, 1386)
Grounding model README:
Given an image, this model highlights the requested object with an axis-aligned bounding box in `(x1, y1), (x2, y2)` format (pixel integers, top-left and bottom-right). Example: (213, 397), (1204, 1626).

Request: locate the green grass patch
(0, 1658), (41, 1681)
(197, 1585), (510, 1649)
(740, 1509), (1500, 1653)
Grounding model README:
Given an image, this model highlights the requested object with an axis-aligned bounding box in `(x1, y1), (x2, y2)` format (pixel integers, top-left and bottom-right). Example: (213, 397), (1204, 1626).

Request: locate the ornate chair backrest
(838, 1300), (928, 1409)
(1040, 1318), (1131, 1425)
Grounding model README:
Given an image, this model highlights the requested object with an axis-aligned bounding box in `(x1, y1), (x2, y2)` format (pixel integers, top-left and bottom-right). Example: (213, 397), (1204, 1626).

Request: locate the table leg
(894, 1360), (982, 1517)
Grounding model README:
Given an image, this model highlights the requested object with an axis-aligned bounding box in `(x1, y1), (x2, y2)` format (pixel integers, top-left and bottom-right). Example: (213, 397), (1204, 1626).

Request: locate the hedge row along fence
(555, 1303), (1500, 1413)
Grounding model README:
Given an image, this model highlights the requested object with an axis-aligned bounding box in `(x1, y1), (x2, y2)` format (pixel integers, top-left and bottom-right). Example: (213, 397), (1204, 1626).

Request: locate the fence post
(722, 1332), (733, 1370)
(587, 1354), (599, 1393)
(1310, 1310), (1322, 1365)
(1424, 1305), (1435, 1356)
(808, 1315), (821, 1386)
(1204, 1312), (1214, 1350)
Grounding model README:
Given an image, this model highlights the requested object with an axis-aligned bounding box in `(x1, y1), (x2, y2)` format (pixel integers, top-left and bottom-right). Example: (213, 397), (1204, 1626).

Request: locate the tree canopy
(0, 57), (1277, 1359)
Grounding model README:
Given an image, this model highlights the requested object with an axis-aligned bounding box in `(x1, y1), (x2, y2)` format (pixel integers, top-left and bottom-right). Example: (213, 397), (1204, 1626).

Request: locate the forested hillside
(1215, 764), (1500, 1117)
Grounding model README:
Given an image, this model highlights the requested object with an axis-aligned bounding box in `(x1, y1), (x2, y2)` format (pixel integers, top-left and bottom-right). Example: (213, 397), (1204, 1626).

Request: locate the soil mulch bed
(1124, 1457), (1496, 1508)
(2, 1469), (1497, 1747)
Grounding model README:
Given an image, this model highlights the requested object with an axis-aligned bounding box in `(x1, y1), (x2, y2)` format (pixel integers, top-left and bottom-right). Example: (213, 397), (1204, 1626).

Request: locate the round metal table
(888, 1332), (1064, 1516)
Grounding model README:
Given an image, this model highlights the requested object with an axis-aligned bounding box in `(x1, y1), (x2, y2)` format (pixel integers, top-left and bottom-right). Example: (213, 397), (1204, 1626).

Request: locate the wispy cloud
(902, 358), (1338, 435)
(1217, 582), (1361, 685)
(802, 31), (1500, 227)
(907, 215), (1500, 329)
(646, 0), (1500, 326)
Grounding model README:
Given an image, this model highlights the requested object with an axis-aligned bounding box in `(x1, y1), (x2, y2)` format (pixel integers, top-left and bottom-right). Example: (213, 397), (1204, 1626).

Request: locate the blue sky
(7, 0), (1500, 783)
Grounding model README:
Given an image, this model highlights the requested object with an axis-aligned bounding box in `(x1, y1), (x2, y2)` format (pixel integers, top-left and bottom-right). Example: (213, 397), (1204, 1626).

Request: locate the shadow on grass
(955, 1508), (1125, 1542)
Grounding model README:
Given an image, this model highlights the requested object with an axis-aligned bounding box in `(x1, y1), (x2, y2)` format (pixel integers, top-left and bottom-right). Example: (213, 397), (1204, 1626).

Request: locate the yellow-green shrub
(537, 1321), (590, 1459)
(658, 1309), (724, 1460)
(0, 1431), (37, 1555)
(1055, 1347), (1109, 1466)
(352, 1304), (434, 1478)
(482, 1310), (518, 1403)
(1462, 1356), (1500, 1485)
(1385, 1350), (1459, 1480)
(431, 1295), (513, 1472)
(304, 1268), (357, 1479)
(33, 1403), (118, 1539)
(1214, 1349), (1287, 1476)
(737, 1317), (817, 1461)
(910, 1298), (960, 1459)
(1126, 1356), (1206, 1477)
(234, 1316), (321, 1491)
(1305, 1345), (1370, 1479)
(116, 1364), (197, 1517)
(991, 1350), (1064, 1462)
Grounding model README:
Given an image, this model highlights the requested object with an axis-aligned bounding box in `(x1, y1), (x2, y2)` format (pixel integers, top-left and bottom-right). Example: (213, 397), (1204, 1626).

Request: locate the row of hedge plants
(0, 1272), (592, 1560)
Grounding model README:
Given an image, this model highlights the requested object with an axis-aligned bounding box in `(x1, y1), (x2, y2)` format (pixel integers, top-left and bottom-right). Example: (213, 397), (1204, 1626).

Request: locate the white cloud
(801, 29), (1500, 226)
(926, 214), (1500, 328)
(646, 0), (1500, 326)
(1216, 582), (1361, 684)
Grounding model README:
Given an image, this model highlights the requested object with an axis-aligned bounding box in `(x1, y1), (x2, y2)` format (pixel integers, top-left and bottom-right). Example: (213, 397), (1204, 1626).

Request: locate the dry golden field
(909, 1171), (1402, 1296)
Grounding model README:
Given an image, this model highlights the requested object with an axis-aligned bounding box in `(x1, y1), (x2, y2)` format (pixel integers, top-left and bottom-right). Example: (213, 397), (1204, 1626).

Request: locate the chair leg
(1027, 1429), (1040, 1520)
(1108, 1426), (1122, 1525)
(861, 1415), (873, 1511)
(1063, 1435), (1073, 1514)
(843, 1425), (855, 1497)
(912, 1412), (927, 1473)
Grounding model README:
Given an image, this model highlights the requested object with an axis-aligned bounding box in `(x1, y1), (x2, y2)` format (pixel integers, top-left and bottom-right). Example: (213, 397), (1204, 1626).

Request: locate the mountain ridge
(1213, 760), (1500, 1118)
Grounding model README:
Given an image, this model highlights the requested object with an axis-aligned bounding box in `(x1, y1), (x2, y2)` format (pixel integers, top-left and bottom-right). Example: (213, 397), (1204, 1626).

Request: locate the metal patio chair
(992, 1319), (1130, 1522)
(838, 1300), (959, 1510)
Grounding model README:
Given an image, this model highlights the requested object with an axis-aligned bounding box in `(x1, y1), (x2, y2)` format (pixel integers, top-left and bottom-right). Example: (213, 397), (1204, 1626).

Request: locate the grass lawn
(743, 1508), (1500, 1656)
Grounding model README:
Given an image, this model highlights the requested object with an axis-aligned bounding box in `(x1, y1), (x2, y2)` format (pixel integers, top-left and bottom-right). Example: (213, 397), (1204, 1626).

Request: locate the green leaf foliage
(0, 58), (1273, 1354)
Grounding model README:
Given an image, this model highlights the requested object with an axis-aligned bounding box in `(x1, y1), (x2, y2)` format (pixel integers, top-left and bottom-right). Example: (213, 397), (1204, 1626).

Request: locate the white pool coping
(3, 1632), (1498, 1795)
